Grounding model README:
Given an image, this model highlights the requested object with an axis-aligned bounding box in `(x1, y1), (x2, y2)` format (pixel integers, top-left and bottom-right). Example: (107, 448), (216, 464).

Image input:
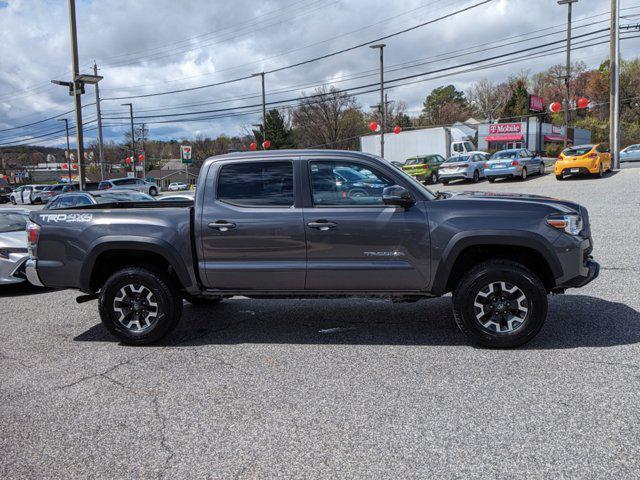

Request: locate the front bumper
(25, 259), (44, 287)
(0, 254), (28, 285)
(555, 259), (600, 290)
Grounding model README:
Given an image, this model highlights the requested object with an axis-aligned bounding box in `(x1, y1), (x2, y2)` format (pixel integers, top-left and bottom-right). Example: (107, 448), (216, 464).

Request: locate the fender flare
(430, 230), (562, 295)
(79, 236), (193, 292)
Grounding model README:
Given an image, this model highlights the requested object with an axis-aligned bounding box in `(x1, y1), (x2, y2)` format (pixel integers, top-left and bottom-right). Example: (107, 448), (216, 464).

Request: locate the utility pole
(558, 0), (577, 149)
(252, 72), (267, 142)
(68, 0), (85, 190)
(140, 123), (146, 176)
(610, 0), (621, 169)
(93, 62), (105, 181)
(57, 118), (73, 184)
(370, 44), (386, 158)
(122, 103), (136, 178)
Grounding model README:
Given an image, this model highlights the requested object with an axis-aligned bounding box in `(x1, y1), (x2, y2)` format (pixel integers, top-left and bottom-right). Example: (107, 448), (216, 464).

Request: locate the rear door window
(217, 161), (294, 207)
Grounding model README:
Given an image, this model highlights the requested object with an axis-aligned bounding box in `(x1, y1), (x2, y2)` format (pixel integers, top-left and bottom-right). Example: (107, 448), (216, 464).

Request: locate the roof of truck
(204, 149), (377, 165)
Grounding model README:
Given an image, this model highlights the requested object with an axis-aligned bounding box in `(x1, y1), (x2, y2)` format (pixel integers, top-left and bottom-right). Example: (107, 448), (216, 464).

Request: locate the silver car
(620, 144), (640, 162)
(0, 209), (30, 284)
(438, 153), (487, 185)
(98, 177), (159, 196)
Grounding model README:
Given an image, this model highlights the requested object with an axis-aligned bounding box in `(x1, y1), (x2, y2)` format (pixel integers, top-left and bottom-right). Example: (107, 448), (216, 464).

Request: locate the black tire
(183, 294), (222, 306)
(556, 174), (564, 181)
(429, 172), (438, 185)
(98, 266), (182, 345)
(452, 260), (548, 348)
(11, 197), (16, 205)
(487, 177), (495, 183)
(149, 187), (158, 196)
(471, 170), (480, 183)
(539, 162), (545, 175)
(520, 167), (527, 180)
(441, 180), (449, 186)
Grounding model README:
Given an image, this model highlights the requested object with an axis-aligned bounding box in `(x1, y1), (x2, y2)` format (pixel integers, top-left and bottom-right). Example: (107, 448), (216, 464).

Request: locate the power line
(102, 0), (495, 101)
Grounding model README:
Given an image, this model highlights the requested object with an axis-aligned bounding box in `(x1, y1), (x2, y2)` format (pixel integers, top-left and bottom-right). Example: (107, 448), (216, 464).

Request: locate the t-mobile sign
(529, 94), (544, 112)
(489, 123), (522, 134)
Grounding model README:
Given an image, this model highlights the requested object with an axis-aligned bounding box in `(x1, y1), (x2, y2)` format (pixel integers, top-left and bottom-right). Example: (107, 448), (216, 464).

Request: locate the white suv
(168, 182), (188, 191)
(98, 178), (159, 196)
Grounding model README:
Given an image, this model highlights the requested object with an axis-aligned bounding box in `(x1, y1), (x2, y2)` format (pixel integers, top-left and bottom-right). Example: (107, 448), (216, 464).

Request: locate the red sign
(489, 123), (521, 135)
(529, 95), (544, 112)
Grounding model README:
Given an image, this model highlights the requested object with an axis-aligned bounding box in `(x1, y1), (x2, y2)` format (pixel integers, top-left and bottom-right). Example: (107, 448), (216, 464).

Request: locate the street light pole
(67, 0), (85, 190)
(610, 0), (621, 169)
(369, 44), (386, 158)
(252, 72), (267, 140)
(558, 0), (577, 149)
(122, 103), (136, 178)
(93, 62), (105, 181)
(58, 118), (73, 183)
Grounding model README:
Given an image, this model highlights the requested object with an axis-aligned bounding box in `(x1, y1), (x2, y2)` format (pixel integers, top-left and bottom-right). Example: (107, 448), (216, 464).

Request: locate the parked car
(0, 186), (12, 204)
(10, 185), (48, 204)
(402, 154), (445, 184)
(484, 149), (544, 182)
(555, 144), (612, 180)
(44, 190), (155, 209)
(329, 165), (387, 202)
(98, 177), (159, 196)
(39, 184), (76, 204)
(620, 144), (640, 162)
(439, 153), (486, 184)
(168, 182), (189, 191)
(0, 209), (30, 285)
(26, 149), (599, 348)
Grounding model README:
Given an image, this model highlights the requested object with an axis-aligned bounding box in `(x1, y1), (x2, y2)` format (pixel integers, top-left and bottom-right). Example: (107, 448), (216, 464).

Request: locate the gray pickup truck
(25, 150), (599, 348)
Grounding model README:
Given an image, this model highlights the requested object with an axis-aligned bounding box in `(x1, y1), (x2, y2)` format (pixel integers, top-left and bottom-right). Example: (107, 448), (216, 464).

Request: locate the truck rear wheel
(98, 266), (182, 345)
(452, 260), (548, 348)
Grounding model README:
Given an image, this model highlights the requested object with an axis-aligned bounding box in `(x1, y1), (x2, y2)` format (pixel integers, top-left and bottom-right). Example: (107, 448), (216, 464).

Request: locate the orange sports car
(555, 144), (612, 180)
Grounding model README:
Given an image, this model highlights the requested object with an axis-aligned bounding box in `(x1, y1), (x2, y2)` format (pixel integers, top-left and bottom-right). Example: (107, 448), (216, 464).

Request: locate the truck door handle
(308, 220), (337, 231)
(208, 221), (236, 232)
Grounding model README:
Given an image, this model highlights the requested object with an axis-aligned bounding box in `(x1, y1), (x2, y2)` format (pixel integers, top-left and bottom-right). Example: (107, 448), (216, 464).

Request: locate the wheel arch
(80, 237), (193, 293)
(432, 231), (562, 295)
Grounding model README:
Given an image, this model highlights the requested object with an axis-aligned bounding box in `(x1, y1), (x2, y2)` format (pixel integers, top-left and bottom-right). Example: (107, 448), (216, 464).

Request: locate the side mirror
(382, 185), (415, 209)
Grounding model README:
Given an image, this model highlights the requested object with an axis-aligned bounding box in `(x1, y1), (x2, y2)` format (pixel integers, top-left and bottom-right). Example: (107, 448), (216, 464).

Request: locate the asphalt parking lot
(1, 168), (640, 479)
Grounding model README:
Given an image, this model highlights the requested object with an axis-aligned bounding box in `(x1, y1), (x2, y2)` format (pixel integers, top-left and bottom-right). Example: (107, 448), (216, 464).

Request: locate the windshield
(0, 212), (28, 233)
(490, 151), (518, 160)
(445, 155), (471, 163)
(93, 191), (155, 203)
(563, 146), (593, 156)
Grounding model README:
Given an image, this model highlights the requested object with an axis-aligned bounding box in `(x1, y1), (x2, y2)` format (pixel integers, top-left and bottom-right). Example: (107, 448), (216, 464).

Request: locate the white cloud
(0, 0), (637, 147)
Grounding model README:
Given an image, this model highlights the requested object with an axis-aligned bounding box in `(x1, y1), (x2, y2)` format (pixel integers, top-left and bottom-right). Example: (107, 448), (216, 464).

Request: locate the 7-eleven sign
(180, 145), (193, 164)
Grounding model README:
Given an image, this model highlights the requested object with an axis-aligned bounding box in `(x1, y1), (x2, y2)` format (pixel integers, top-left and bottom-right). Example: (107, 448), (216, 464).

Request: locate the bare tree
(291, 86), (366, 150)
(467, 78), (509, 122)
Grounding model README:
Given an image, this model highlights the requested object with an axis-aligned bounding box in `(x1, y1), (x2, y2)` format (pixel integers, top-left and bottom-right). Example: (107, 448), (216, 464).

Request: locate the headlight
(546, 213), (583, 235)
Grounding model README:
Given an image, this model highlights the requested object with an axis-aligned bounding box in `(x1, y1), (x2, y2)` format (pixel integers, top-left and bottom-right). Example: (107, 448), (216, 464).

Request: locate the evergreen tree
(253, 109), (295, 149)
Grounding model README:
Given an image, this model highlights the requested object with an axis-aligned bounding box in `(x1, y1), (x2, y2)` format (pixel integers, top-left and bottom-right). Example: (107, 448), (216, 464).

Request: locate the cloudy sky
(0, 0), (638, 148)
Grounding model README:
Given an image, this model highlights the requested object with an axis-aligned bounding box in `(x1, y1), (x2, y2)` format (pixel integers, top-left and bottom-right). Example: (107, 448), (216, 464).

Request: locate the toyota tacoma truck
(25, 150), (599, 348)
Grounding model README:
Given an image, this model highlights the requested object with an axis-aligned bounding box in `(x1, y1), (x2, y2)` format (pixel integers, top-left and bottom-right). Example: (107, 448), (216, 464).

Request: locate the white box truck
(360, 126), (477, 164)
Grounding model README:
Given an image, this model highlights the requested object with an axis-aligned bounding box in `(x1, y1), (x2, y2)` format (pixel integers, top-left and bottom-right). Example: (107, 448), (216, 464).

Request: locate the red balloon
(577, 97), (589, 109)
(393, 125), (402, 134)
(369, 121), (378, 132)
(125, 157), (132, 164)
(72, 164), (77, 169)
(249, 142), (258, 151)
(549, 102), (562, 113)
(262, 140), (271, 149)
(138, 154), (145, 161)
(62, 163), (68, 169)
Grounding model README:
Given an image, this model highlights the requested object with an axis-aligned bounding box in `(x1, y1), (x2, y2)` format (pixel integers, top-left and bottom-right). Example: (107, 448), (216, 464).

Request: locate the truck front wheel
(98, 266), (182, 345)
(452, 260), (548, 348)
